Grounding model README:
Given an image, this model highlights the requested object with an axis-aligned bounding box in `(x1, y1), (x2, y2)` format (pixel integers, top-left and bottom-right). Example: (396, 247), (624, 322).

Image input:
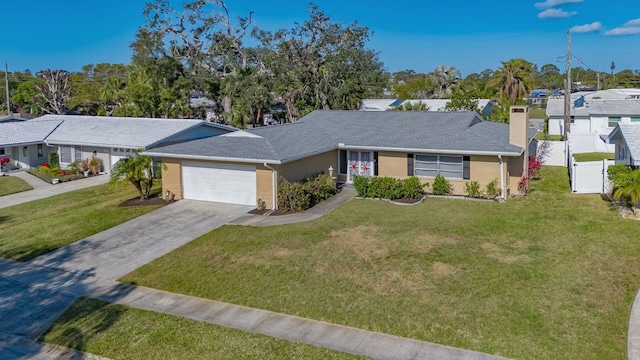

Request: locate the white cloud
(606, 27), (640, 36)
(535, 0), (583, 9)
(570, 22), (602, 33)
(538, 8), (578, 19)
(605, 18), (640, 36)
(623, 18), (640, 27)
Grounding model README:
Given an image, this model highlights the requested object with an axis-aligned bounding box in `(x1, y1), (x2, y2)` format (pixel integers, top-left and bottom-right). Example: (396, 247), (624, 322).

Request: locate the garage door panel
(182, 161), (256, 206)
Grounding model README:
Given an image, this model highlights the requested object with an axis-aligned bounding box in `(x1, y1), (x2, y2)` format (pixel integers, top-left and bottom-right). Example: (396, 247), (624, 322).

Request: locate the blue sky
(2, 0), (639, 77)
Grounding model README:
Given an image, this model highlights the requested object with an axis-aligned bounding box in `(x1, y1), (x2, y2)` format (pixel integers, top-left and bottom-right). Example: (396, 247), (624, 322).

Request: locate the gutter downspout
(498, 155), (505, 201)
(263, 163), (277, 210)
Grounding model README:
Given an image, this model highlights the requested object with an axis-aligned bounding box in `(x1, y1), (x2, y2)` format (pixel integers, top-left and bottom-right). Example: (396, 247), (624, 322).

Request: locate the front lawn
(0, 176), (33, 196)
(0, 184), (164, 261)
(121, 167), (640, 360)
(534, 132), (563, 141)
(42, 298), (360, 360)
(573, 152), (615, 162)
(528, 108), (547, 119)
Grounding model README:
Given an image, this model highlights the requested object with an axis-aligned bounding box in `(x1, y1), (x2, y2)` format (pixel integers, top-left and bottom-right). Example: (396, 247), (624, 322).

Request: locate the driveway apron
(29, 200), (252, 280)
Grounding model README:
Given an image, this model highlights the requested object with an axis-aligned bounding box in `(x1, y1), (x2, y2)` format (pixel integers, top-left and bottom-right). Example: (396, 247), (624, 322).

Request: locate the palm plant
(110, 151), (159, 200)
(612, 169), (640, 213)
(429, 65), (460, 99)
(486, 59), (535, 105)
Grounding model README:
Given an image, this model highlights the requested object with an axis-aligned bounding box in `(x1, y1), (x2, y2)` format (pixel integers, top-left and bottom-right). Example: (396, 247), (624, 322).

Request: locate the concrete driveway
(29, 200), (252, 280)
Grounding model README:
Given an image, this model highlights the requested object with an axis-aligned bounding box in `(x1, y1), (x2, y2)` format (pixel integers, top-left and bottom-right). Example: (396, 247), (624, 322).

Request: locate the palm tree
(612, 169), (640, 213)
(110, 151), (159, 200)
(429, 66), (460, 99)
(486, 59), (535, 105)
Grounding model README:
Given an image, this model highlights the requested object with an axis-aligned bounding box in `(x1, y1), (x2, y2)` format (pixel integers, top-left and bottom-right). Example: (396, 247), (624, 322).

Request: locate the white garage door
(182, 161), (256, 206)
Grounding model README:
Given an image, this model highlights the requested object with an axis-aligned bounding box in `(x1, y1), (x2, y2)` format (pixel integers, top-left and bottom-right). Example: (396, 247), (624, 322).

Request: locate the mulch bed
(119, 196), (169, 207)
(248, 208), (270, 215)
(389, 197), (423, 204)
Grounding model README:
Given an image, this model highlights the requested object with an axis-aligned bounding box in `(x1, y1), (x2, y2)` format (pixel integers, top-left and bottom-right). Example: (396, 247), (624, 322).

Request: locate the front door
(346, 151), (374, 183)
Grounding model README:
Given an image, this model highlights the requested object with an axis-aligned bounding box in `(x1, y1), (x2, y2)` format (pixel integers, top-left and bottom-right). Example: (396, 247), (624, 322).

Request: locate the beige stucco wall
(162, 158), (183, 200)
(376, 151), (514, 197)
(507, 153), (526, 195)
(278, 150), (338, 183)
(378, 151), (406, 177)
(256, 165), (275, 209)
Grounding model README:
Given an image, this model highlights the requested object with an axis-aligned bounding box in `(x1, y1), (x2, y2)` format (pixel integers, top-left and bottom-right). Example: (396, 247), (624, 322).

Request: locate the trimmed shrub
(432, 174), (451, 195)
(464, 181), (483, 198)
(277, 173), (338, 212)
(608, 163), (632, 182)
(354, 176), (425, 200)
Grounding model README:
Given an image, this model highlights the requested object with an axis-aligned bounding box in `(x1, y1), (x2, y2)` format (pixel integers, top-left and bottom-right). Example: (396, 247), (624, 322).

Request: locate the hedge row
(353, 176), (425, 200)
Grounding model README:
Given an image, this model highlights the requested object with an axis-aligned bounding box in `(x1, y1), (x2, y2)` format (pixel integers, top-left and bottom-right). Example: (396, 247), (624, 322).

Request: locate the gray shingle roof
(614, 123), (640, 163)
(32, 115), (232, 149)
(0, 120), (62, 146)
(547, 98), (640, 117)
(147, 110), (525, 163)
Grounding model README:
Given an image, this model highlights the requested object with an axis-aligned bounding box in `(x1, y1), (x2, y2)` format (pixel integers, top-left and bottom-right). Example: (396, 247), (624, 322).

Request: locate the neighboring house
(0, 120), (60, 170)
(547, 89), (640, 136)
(145, 107), (533, 208)
(0, 115), (235, 171)
(360, 98), (494, 117)
(608, 122), (640, 167)
(0, 115), (29, 123)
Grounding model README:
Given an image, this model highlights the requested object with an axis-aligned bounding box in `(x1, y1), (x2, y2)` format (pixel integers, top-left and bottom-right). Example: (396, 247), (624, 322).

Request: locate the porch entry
(346, 151), (374, 183)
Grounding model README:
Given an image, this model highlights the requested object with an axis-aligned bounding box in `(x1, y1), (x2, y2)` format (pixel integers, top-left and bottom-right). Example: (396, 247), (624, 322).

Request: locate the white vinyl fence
(537, 140), (567, 167)
(569, 158), (615, 194)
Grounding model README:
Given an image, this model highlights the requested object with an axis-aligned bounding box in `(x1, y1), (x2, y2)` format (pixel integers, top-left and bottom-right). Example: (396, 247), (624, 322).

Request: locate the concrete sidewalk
(629, 286), (640, 360)
(0, 172), (108, 209)
(0, 258), (510, 360)
(231, 186), (356, 226)
(30, 200), (252, 280)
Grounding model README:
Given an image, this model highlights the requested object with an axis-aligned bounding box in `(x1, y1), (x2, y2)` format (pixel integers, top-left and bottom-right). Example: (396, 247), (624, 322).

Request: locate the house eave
(141, 151), (282, 165)
(337, 144), (523, 157)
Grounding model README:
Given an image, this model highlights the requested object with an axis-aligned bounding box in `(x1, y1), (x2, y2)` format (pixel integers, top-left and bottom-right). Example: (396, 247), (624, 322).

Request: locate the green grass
(0, 184), (164, 261)
(528, 108), (547, 119)
(121, 167), (640, 360)
(0, 176), (33, 196)
(573, 152), (615, 162)
(534, 132), (564, 141)
(42, 297), (361, 360)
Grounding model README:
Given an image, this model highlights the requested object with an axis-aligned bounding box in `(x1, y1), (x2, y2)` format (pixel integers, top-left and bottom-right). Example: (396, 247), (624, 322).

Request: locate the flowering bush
(528, 156), (542, 180)
(432, 174), (451, 195)
(41, 162), (50, 168)
(518, 176), (529, 194)
(0, 157), (9, 166)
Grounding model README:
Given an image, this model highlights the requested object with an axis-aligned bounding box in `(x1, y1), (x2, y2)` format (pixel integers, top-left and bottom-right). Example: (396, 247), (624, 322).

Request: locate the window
(632, 117), (640, 122)
(339, 150), (347, 174)
(570, 116), (575, 124)
(60, 146), (73, 163)
(415, 154), (463, 179)
(608, 116), (621, 128)
(38, 144), (43, 158)
(0, 147), (11, 156)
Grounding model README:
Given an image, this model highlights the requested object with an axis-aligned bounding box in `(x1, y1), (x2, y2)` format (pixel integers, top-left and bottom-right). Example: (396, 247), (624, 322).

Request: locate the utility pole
(563, 30), (572, 140)
(597, 72), (601, 90)
(4, 62), (9, 115)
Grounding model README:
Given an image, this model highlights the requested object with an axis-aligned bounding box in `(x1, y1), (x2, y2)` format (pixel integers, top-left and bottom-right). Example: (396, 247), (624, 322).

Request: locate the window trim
(631, 117), (640, 123)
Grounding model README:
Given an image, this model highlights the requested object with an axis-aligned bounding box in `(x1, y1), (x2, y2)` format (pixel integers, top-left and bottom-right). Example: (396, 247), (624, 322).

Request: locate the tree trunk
(222, 96), (232, 114)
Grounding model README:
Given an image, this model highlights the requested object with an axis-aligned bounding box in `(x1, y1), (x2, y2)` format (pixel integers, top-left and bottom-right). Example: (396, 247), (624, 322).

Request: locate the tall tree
(34, 70), (72, 114)
(255, 3), (386, 121)
(142, 0), (255, 115)
(429, 65), (460, 99)
(486, 59), (534, 105)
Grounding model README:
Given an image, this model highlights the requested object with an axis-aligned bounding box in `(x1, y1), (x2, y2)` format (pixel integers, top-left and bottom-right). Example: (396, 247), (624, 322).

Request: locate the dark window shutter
(463, 156), (470, 180)
(374, 152), (379, 176)
(407, 154), (414, 176)
(339, 150), (347, 174)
